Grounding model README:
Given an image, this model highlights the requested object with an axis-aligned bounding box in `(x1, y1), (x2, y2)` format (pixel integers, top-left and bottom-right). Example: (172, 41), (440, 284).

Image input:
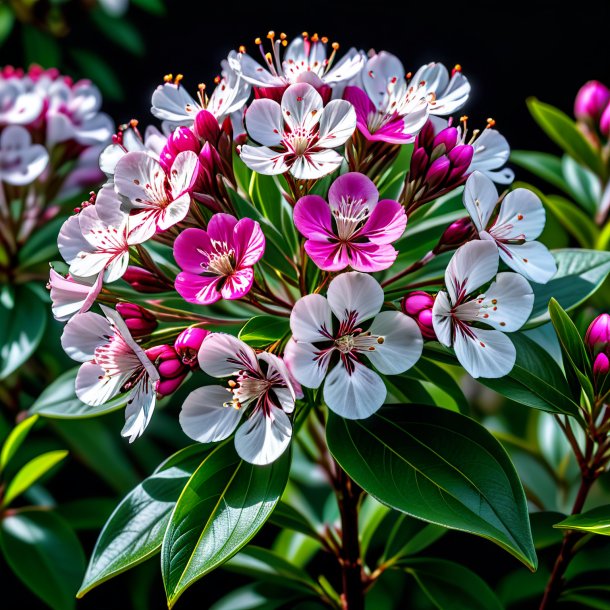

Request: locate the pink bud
(426, 157), (450, 188)
(409, 147), (429, 178)
(402, 291), (436, 340)
(437, 217), (476, 249)
(574, 81), (610, 122)
(116, 302), (158, 337)
(175, 327), (209, 368)
(145, 344), (189, 397)
(593, 352), (609, 377)
(123, 266), (168, 293)
(433, 127), (458, 151)
(585, 313), (610, 353)
(600, 103), (610, 137)
(194, 109), (222, 144)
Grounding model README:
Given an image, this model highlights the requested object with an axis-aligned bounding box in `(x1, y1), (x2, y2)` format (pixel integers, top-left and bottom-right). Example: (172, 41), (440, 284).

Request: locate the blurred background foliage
(0, 1), (609, 609)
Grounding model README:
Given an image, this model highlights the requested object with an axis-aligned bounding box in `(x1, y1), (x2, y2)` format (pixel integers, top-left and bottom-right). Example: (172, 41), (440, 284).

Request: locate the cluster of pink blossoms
(49, 32), (557, 465)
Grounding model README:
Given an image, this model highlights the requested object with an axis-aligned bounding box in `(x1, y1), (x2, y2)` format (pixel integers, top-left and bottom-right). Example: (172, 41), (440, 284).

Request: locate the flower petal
(169, 150), (199, 197)
(245, 98), (284, 146)
(61, 311), (113, 362)
(327, 271), (384, 325)
(463, 171), (498, 232)
(234, 407), (292, 465)
(49, 270), (103, 321)
(180, 385), (243, 443)
(366, 311), (423, 374)
(431, 290), (453, 346)
(281, 82), (323, 132)
(304, 240), (350, 272)
(75, 361), (128, 406)
(360, 199), (406, 244)
(175, 272), (221, 305)
(453, 327), (516, 379)
(156, 192), (191, 231)
(198, 333), (259, 378)
(283, 338), (330, 389)
(240, 145), (289, 175)
(257, 352), (296, 413)
(289, 293), (332, 342)
(497, 240), (558, 284)
(121, 378), (157, 443)
(234, 217), (265, 267)
(173, 227), (211, 273)
(58, 214), (91, 265)
(317, 100), (357, 148)
(328, 172), (378, 211)
(151, 82), (199, 125)
(324, 360), (386, 419)
(344, 242), (398, 272)
(492, 188), (546, 241)
(220, 268), (254, 300)
(114, 151), (167, 208)
(362, 52), (405, 111)
(290, 149), (343, 179)
(293, 194), (333, 241)
(445, 241), (498, 304)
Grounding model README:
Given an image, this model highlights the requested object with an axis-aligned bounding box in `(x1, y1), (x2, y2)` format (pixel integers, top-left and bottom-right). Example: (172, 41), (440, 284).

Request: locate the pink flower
(175, 327), (209, 368)
(180, 333), (296, 465)
(240, 82), (356, 179)
(145, 344), (189, 396)
(284, 272), (422, 419)
(574, 81), (610, 122)
(61, 305), (160, 442)
(293, 172), (406, 272)
(586, 313), (610, 353)
(173, 213), (265, 305)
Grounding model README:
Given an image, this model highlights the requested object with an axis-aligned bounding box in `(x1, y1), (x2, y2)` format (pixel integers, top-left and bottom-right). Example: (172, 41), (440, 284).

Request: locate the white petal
(198, 333), (259, 377)
(114, 151), (167, 208)
(245, 99), (284, 146)
(411, 62), (450, 97)
(362, 52), (405, 110)
(234, 406), (292, 465)
(75, 361), (127, 406)
(256, 352), (296, 413)
(150, 83), (199, 125)
(231, 53), (285, 87)
(73, 113), (114, 146)
(99, 143), (126, 176)
(283, 339), (329, 389)
(58, 214), (91, 265)
(327, 271), (384, 325)
(290, 149), (343, 179)
(493, 188), (546, 241)
(169, 150), (198, 197)
(453, 327), (516, 379)
(366, 311), (423, 374)
(121, 378), (157, 442)
(324, 360), (386, 419)
(104, 251), (130, 283)
(475, 272), (533, 331)
(317, 100), (357, 148)
(240, 145), (289, 175)
(290, 294), (332, 342)
(431, 290), (453, 346)
(95, 184), (128, 227)
(156, 192), (191, 232)
(445, 241), (498, 304)
(429, 71), (470, 116)
(61, 311), (113, 362)
(180, 385), (243, 443)
(323, 47), (365, 84)
(463, 171), (498, 232)
(470, 128), (511, 182)
(498, 241), (558, 284)
(281, 83), (323, 132)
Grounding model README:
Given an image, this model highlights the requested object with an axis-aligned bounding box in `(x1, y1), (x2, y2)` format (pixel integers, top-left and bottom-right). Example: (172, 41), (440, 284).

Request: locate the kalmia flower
(173, 213), (265, 305)
(48, 269), (103, 321)
(61, 306), (160, 442)
(285, 272), (423, 418)
(240, 82), (356, 179)
(180, 333), (297, 465)
(463, 171), (556, 283)
(432, 240), (534, 378)
(293, 172), (406, 271)
(0, 125), (49, 185)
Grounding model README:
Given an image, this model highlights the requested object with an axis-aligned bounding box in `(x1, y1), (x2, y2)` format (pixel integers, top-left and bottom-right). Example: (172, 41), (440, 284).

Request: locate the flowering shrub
(6, 32), (610, 610)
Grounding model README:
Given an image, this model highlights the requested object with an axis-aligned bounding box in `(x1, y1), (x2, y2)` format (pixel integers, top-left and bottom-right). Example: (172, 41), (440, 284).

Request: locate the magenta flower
(293, 172), (406, 272)
(174, 213), (265, 305)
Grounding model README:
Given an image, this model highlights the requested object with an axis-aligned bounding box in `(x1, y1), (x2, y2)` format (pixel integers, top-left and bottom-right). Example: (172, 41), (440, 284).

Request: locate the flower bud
(600, 103), (610, 137)
(159, 126), (201, 172)
(585, 313), (610, 353)
(426, 157), (450, 189)
(122, 266), (168, 293)
(402, 291), (436, 340)
(593, 352), (609, 378)
(146, 344), (189, 397)
(175, 327), (209, 368)
(574, 81), (610, 122)
(194, 109), (222, 144)
(436, 217), (476, 251)
(433, 127), (459, 152)
(116, 302), (158, 337)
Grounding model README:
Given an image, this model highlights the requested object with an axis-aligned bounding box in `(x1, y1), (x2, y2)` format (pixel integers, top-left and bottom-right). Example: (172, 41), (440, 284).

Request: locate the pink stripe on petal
(220, 268), (254, 300)
(360, 199), (407, 244)
(328, 172), (378, 211)
(234, 218), (265, 267)
(347, 242), (398, 272)
(304, 239), (349, 272)
(206, 213), (239, 244)
(175, 272), (221, 305)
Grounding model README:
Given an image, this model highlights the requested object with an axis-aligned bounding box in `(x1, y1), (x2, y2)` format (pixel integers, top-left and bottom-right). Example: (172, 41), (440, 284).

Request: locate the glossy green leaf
(0, 285), (47, 379)
(30, 367), (126, 418)
(554, 505), (610, 536)
(401, 558), (503, 610)
(210, 583), (305, 610)
(511, 150), (569, 194)
(2, 450), (68, 507)
(0, 5), (14, 45)
(57, 498), (116, 531)
(131, 0), (166, 14)
(162, 443), (291, 607)
(527, 249), (610, 327)
(382, 514), (446, 564)
(0, 510), (85, 610)
(0, 414), (38, 472)
(359, 496), (391, 558)
(408, 357), (469, 413)
(269, 501), (321, 541)
(527, 98), (605, 178)
(239, 315), (290, 348)
(560, 586), (610, 609)
(18, 216), (65, 269)
(78, 444), (208, 597)
(543, 194), (599, 247)
(561, 155), (600, 213)
(326, 405), (537, 569)
(377, 144), (412, 200)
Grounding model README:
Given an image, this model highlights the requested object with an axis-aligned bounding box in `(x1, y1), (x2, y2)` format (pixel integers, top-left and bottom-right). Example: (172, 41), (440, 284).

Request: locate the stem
(334, 463), (365, 610)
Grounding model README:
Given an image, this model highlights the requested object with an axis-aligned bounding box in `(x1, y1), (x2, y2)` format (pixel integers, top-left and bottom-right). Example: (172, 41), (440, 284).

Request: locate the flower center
(335, 331), (383, 354)
(332, 196), (370, 241)
(285, 127), (312, 156)
(202, 239), (236, 276)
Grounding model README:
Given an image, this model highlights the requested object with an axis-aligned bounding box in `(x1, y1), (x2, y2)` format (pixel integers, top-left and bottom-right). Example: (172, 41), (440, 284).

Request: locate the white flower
(0, 77), (43, 125)
(463, 172), (557, 283)
(61, 305), (160, 442)
(240, 82), (356, 179)
(284, 272), (423, 419)
(0, 125), (49, 185)
(48, 269), (103, 321)
(432, 240), (534, 379)
(408, 61), (471, 115)
(468, 127), (514, 184)
(180, 333), (297, 465)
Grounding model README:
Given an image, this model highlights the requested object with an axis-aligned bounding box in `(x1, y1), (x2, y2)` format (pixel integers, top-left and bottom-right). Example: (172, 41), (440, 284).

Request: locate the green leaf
(0, 285), (47, 379)
(377, 144), (412, 200)
(57, 498), (116, 531)
(511, 150), (569, 194)
(22, 25), (61, 67)
(2, 450), (68, 507)
(210, 583), (305, 610)
(400, 558), (503, 610)
(0, 510), (85, 610)
(561, 155), (600, 214)
(238, 315), (290, 348)
(409, 357), (469, 414)
(0, 414), (39, 472)
(381, 513), (446, 564)
(90, 10), (145, 55)
(543, 194), (599, 248)
(269, 502), (321, 541)
(78, 444), (208, 597)
(554, 505), (610, 536)
(326, 405), (537, 570)
(18, 216), (65, 270)
(131, 0), (166, 15)
(0, 5), (15, 45)
(527, 249), (610, 327)
(30, 367), (126, 419)
(162, 442), (291, 607)
(69, 49), (123, 102)
(527, 98), (605, 178)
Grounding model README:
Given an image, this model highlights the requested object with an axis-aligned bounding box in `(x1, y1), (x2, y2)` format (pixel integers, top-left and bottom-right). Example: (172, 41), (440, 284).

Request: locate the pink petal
(175, 272), (221, 305)
(328, 172), (378, 211)
(220, 268), (254, 300)
(366, 117), (418, 144)
(304, 239), (349, 272)
(173, 228), (211, 273)
(234, 218), (265, 267)
(293, 195), (333, 240)
(206, 213), (239, 244)
(360, 199), (407, 244)
(343, 86), (375, 127)
(347, 242), (398, 272)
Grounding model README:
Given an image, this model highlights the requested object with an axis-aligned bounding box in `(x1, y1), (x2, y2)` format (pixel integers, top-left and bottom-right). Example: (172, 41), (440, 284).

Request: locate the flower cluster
(49, 31), (557, 466)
